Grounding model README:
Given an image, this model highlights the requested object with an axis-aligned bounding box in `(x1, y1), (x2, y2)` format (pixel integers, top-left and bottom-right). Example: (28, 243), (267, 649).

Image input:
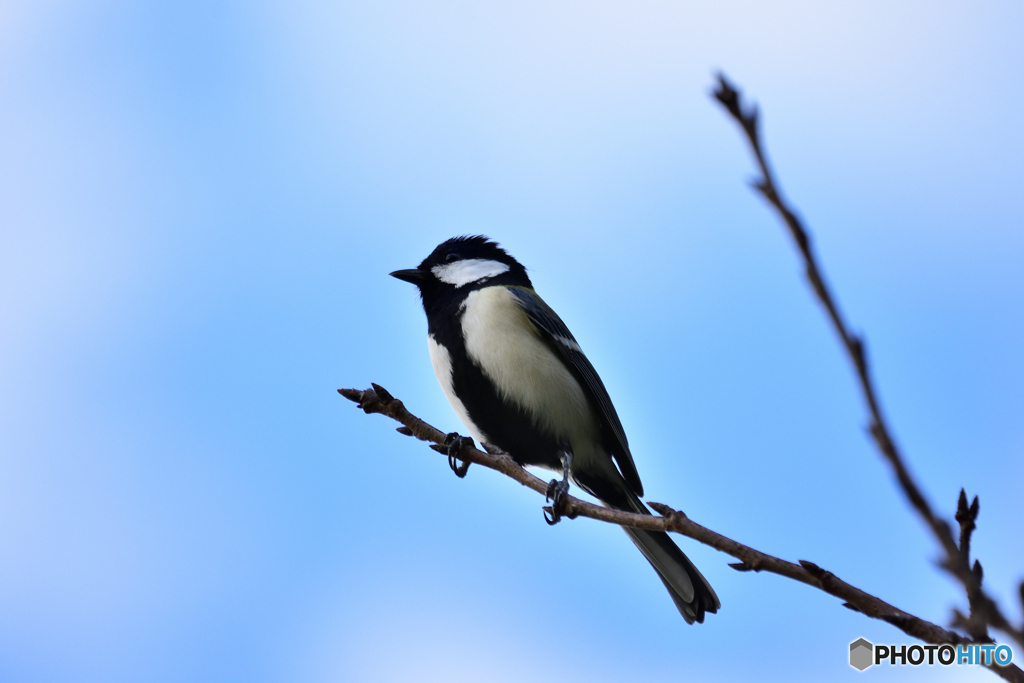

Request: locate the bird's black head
(390, 236), (531, 308)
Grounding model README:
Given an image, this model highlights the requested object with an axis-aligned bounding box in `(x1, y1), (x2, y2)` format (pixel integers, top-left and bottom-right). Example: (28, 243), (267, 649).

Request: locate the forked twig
(711, 72), (1022, 654)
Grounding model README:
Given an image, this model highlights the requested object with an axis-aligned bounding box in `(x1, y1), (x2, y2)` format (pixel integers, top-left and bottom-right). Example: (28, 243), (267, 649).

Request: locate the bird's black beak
(390, 268), (426, 285)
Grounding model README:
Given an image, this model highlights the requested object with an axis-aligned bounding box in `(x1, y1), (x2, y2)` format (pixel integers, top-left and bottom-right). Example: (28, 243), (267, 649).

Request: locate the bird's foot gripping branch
(544, 444), (573, 525)
(442, 432), (474, 478)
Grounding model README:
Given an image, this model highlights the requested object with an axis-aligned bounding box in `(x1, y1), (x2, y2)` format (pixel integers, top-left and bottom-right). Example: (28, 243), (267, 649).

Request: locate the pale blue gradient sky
(1, 1), (1022, 682)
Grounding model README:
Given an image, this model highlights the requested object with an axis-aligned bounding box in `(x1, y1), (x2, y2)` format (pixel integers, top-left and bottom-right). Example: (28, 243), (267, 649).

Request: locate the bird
(390, 235), (720, 623)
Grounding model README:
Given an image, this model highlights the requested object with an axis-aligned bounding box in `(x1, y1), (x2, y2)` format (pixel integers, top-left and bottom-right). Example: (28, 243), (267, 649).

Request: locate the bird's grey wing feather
(508, 286), (643, 496)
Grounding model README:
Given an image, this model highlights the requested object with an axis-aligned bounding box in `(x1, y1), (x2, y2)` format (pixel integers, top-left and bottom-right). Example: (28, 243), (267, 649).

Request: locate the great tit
(391, 235), (720, 623)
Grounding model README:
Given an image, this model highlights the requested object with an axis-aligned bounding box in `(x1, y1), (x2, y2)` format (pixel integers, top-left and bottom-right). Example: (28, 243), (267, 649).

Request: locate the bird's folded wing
(508, 286), (644, 496)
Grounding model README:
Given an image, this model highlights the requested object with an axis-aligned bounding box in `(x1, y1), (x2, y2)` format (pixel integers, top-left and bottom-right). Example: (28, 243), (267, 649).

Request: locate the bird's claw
(544, 479), (570, 525)
(543, 444), (574, 525)
(444, 432), (473, 478)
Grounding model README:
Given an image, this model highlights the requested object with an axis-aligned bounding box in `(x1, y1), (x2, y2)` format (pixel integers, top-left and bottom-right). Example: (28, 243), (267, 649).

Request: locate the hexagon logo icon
(850, 638), (874, 671)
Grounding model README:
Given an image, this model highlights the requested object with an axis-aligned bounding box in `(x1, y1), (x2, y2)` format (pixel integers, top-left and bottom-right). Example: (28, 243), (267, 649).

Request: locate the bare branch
(342, 74), (1023, 681)
(711, 72), (1024, 651)
(339, 385), (1022, 682)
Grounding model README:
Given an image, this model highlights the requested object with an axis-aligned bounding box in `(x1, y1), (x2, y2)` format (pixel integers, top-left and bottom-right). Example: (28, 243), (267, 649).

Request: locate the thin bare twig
(710, 73), (1023, 651)
(339, 385), (1022, 683)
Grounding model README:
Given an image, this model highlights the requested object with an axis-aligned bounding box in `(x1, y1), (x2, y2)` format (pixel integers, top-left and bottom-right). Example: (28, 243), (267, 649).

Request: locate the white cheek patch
(431, 259), (510, 288)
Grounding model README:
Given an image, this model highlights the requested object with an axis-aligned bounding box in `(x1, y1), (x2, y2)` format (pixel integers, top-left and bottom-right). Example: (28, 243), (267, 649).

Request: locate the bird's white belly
(459, 287), (599, 446)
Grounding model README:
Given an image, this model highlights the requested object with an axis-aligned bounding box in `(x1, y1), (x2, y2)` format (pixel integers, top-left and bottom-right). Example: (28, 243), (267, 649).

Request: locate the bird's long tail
(575, 470), (720, 624)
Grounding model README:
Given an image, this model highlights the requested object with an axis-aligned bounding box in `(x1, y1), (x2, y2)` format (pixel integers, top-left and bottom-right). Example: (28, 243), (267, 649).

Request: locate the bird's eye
(445, 252), (460, 263)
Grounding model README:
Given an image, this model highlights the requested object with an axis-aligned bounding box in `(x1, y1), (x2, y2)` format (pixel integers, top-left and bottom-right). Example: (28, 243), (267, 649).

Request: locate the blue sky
(1, 1), (1022, 681)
